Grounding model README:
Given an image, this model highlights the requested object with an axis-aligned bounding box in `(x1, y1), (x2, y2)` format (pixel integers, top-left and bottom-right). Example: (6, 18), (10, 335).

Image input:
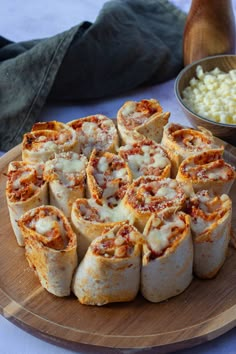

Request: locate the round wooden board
(0, 142), (236, 354)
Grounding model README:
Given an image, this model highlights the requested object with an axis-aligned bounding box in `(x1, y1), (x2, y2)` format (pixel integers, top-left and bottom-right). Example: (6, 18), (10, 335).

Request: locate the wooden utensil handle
(183, 0), (236, 66)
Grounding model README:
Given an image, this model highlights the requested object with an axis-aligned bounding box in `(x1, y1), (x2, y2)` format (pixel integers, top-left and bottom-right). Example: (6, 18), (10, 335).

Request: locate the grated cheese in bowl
(182, 65), (236, 125)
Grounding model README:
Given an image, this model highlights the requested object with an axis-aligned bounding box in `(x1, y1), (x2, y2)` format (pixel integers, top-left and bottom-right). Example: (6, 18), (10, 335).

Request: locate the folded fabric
(0, 0), (186, 151)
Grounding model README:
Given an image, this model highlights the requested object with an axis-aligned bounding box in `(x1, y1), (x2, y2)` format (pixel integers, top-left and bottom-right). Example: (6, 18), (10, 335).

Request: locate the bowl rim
(174, 54), (236, 129)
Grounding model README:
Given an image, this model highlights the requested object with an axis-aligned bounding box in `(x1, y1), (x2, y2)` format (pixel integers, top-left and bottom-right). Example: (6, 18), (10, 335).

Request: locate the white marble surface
(1, 1), (236, 353)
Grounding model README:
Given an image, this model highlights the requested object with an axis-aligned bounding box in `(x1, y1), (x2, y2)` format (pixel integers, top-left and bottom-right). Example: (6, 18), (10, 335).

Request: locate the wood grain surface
(0, 142), (236, 353)
(183, 0), (236, 65)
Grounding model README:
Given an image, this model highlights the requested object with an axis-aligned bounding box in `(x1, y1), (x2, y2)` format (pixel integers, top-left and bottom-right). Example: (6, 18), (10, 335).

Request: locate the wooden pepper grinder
(183, 0), (236, 66)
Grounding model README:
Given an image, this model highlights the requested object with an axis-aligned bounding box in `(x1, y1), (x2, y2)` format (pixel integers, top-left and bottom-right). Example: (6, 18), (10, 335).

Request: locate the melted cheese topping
(7, 162), (45, 202)
(121, 102), (136, 117)
(41, 139), (58, 152)
(69, 115), (117, 157)
(155, 186), (177, 199)
(77, 198), (134, 224)
(34, 215), (60, 235)
(91, 224), (138, 258)
(180, 151), (235, 181)
(119, 141), (170, 178)
(188, 191), (231, 235)
(127, 177), (185, 213)
(90, 152), (131, 207)
(23, 122), (76, 153)
(27, 207), (71, 250)
(97, 156), (109, 173)
(44, 152), (87, 187)
(119, 99), (163, 130)
(146, 213), (186, 256)
(164, 123), (216, 152)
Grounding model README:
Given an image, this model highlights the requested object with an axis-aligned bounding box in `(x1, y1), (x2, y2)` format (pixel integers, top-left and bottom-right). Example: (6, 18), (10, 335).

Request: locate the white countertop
(1, 1), (236, 353)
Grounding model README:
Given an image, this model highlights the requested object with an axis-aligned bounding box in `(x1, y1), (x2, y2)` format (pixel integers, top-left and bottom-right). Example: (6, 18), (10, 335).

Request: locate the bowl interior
(176, 54), (236, 99)
(175, 55), (236, 142)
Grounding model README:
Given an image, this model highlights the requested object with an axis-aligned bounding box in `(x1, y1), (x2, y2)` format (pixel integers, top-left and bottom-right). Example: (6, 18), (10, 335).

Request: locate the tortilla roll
(68, 115), (119, 158)
(72, 223), (142, 305)
(187, 190), (232, 279)
(6, 161), (48, 246)
(117, 99), (169, 144)
(123, 176), (187, 232)
(22, 121), (78, 163)
(86, 149), (132, 207)
(161, 123), (220, 177)
(71, 197), (135, 261)
(176, 149), (235, 195)
(141, 210), (193, 303)
(118, 139), (171, 179)
(44, 152), (88, 218)
(18, 205), (78, 297)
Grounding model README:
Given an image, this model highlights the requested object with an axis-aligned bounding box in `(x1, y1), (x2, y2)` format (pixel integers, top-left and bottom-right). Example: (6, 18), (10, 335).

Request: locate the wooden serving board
(0, 142), (236, 354)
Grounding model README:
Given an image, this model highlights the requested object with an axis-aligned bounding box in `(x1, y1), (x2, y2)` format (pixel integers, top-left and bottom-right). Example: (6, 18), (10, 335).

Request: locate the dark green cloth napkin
(0, 0), (186, 151)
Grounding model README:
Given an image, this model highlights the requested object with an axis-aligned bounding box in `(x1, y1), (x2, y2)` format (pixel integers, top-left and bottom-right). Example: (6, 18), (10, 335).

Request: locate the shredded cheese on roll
(119, 139), (171, 178)
(119, 99), (163, 130)
(87, 150), (132, 207)
(44, 152), (88, 187)
(6, 161), (45, 202)
(187, 190), (232, 237)
(144, 212), (188, 259)
(162, 123), (218, 153)
(75, 198), (134, 224)
(26, 206), (72, 250)
(91, 224), (141, 258)
(68, 115), (118, 157)
(178, 149), (235, 182)
(176, 148), (235, 196)
(22, 121), (78, 163)
(126, 176), (186, 213)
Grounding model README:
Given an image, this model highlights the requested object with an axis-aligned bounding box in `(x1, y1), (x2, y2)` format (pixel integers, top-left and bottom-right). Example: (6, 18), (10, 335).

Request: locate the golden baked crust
(86, 149), (132, 207)
(6, 161), (48, 246)
(176, 149), (235, 195)
(22, 121), (78, 163)
(123, 176), (187, 232)
(71, 198), (134, 261)
(141, 210), (193, 302)
(72, 223), (142, 305)
(161, 123), (220, 177)
(18, 205), (78, 297)
(44, 151), (88, 218)
(118, 139), (171, 179)
(187, 191), (232, 279)
(68, 114), (119, 157)
(6, 98), (235, 304)
(117, 99), (170, 144)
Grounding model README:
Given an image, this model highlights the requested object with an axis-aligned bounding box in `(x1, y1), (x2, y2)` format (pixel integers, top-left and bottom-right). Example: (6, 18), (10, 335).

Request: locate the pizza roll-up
(6, 161), (48, 246)
(68, 115), (119, 157)
(44, 152), (88, 218)
(86, 150), (132, 207)
(123, 176), (187, 232)
(117, 99), (170, 144)
(187, 191), (232, 279)
(141, 210), (193, 302)
(118, 139), (171, 179)
(22, 121), (78, 163)
(176, 149), (235, 195)
(71, 197), (135, 261)
(18, 205), (78, 297)
(72, 223), (142, 305)
(161, 123), (220, 177)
